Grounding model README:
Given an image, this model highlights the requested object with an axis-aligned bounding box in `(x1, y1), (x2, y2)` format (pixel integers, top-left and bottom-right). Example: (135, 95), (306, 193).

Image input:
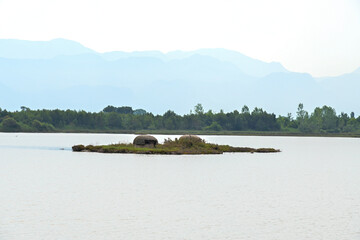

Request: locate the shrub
(32, 120), (55, 132)
(1, 117), (21, 131)
(204, 121), (222, 131)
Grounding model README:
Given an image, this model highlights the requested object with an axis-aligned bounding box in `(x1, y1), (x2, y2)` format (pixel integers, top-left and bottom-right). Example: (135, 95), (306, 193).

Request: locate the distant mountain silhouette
(0, 38), (95, 59)
(169, 49), (288, 77)
(0, 38), (359, 115)
(102, 48), (288, 77)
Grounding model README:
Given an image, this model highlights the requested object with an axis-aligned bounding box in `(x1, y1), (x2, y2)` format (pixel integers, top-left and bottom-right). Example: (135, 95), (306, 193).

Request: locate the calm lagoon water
(1, 133), (360, 240)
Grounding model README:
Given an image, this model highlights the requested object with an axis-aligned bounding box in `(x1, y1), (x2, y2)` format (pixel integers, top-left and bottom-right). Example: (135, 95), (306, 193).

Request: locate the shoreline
(1, 130), (360, 138)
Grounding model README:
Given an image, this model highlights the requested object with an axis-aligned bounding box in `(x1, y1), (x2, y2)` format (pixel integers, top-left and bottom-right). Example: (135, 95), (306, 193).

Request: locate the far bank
(1, 129), (360, 138)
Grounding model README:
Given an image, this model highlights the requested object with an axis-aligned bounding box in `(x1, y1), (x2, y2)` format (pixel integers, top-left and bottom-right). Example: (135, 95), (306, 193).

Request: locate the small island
(72, 135), (280, 155)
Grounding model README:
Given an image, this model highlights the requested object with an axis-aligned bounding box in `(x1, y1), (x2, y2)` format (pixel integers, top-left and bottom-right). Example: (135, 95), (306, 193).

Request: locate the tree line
(0, 104), (359, 134)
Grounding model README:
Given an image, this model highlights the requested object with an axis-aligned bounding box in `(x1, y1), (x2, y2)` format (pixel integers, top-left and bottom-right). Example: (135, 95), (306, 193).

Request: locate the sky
(0, 0), (360, 77)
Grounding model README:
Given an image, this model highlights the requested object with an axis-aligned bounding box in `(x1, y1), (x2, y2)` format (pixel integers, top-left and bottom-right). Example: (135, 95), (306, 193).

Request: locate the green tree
(204, 121), (222, 131)
(107, 112), (122, 128)
(194, 103), (204, 115)
(296, 103), (307, 121)
(32, 120), (55, 132)
(242, 105), (250, 114)
(2, 117), (21, 131)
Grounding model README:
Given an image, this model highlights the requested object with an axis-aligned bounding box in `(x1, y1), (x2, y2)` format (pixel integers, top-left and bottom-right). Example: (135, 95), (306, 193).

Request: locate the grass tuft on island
(72, 137), (280, 155)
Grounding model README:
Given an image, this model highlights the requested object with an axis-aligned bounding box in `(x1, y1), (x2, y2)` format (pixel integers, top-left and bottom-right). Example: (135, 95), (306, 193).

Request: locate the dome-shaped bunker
(133, 135), (158, 148)
(179, 135), (202, 142)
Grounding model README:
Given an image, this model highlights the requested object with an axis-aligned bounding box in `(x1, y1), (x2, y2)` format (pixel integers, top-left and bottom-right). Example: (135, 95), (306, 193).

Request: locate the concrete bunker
(133, 135), (158, 148)
(179, 135), (202, 142)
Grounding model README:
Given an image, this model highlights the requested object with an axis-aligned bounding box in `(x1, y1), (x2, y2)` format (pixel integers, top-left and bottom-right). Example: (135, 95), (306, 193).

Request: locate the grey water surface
(1, 133), (359, 240)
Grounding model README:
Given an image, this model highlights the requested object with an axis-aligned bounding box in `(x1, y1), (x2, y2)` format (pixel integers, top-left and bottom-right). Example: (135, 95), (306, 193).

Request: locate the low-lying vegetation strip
(72, 138), (280, 155)
(1, 103), (360, 135)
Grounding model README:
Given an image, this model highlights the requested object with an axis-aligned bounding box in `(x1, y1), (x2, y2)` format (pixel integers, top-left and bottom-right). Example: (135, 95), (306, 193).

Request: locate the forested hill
(0, 104), (359, 135)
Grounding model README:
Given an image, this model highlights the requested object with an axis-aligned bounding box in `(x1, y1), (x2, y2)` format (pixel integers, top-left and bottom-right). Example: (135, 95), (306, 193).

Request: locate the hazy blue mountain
(0, 38), (359, 115)
(0, 38), (289, 77)
(319, 67), (360, 88)
(0, 53), (335, 114)
(316, 67), (360, 111)
(0, 83), (13, 107)
(168, 49), (288, 77)
(0, 53), (250, 92)
(101, 48), (288, 77)
(0, 38), (95, 59)
(102, 51), (167, 61)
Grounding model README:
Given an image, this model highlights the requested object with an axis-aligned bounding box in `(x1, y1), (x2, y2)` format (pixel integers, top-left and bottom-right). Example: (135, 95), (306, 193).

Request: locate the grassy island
(72, 136), (280, 155)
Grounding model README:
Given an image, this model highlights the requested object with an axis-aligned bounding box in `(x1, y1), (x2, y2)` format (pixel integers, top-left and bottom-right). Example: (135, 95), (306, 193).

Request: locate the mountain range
(0, 38), (359, 115)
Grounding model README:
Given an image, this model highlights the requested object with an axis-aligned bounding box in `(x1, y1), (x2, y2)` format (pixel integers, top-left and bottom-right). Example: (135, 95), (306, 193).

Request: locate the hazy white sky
(0, 0), (359, 77)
